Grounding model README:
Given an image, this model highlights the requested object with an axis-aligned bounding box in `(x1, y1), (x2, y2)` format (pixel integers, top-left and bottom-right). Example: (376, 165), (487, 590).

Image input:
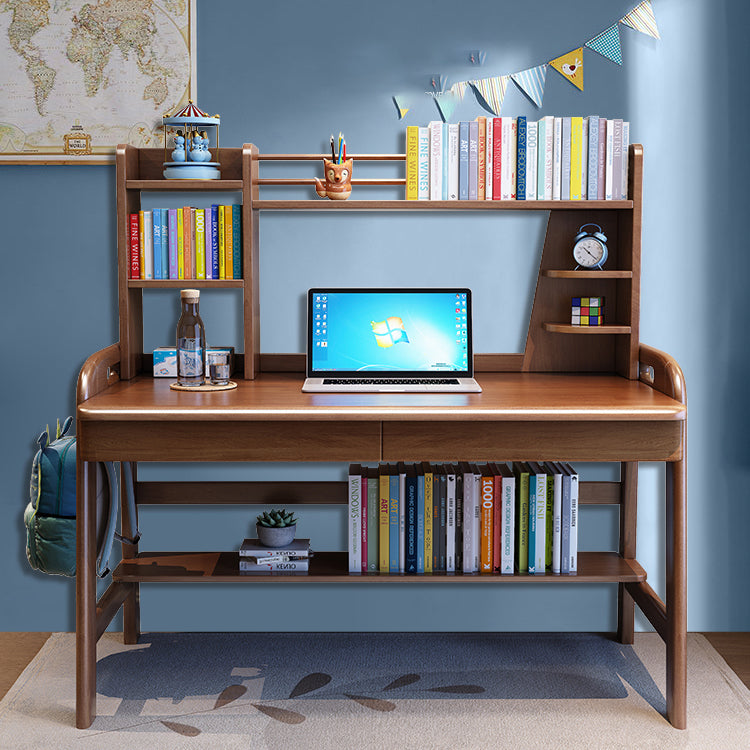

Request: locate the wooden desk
(75, 342), (687, 729)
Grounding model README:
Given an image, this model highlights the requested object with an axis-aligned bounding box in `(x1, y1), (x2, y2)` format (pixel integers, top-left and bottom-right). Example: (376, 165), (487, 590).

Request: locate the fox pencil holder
(315, 158), (353, 200)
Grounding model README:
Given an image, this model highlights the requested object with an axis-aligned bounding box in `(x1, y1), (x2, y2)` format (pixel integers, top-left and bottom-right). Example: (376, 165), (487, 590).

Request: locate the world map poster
(0, 0), (196, 163)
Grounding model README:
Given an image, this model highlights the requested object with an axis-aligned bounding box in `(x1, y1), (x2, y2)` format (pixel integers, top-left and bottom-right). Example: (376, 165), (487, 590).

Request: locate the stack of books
(348, 462), (578, 577)
(129, 204), (242, 280)
(405, 116), (630, 202)
(238, 538), (311, 574)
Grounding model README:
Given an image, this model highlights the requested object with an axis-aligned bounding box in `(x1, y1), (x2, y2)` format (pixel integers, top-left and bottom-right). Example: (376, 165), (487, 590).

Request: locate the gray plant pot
(256, 523), (296, 548)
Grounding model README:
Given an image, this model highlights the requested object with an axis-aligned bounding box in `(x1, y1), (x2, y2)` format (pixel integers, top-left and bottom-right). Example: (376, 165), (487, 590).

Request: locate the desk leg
(617, 462), (638, 644)
(666, 456), (688, 730)
(121, 461), (140, 645)
(76, 460), (97, 729)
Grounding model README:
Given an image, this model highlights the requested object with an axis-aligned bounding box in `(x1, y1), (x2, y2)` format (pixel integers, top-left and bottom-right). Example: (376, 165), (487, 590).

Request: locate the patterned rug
(1, 632), (749, 749)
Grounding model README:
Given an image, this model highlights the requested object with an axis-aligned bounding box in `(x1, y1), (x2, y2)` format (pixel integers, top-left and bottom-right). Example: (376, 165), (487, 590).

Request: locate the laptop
(302, 288), (482, 393)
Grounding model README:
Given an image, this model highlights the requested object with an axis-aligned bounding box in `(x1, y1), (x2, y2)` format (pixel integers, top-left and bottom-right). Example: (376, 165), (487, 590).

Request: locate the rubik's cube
(571, 296), (604, 326)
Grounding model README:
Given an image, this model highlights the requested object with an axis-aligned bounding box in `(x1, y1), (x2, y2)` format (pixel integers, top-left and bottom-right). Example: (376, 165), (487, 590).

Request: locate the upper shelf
(127, 179), (243, 191)
(252, 199), (634, 211)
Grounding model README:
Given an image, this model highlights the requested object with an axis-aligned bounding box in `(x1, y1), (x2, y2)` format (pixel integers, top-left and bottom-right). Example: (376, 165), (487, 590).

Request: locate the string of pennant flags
(393, 0), (659, 122)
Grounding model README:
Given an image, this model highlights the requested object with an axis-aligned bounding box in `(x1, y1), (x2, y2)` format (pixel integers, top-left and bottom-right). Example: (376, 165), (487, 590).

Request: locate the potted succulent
(256, 509), (297, 547)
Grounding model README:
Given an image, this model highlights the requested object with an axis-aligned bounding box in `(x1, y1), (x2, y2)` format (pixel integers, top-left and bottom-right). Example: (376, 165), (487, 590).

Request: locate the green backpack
(24, 417), (139, 577)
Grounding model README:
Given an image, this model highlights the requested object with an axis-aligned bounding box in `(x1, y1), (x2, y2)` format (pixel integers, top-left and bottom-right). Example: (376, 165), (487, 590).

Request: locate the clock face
(573, 237), (605, 267)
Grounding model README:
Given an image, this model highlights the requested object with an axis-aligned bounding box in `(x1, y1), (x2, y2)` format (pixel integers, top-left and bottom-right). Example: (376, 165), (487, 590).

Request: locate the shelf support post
(75, 459), (98, 729)
(617, 461), (638, 643)
(665, 451), (687, 729)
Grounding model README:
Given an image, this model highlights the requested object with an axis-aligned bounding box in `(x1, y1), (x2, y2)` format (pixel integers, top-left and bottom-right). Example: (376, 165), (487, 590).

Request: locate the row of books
(405, 116), (630, 202)
(348, 461), (578, 576)
(128, 204), (242, 281)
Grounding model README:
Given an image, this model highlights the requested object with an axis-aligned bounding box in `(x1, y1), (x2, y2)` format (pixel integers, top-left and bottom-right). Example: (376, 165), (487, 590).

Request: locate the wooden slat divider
(135, 480), (348, 505)
(135, 479), (616, 506)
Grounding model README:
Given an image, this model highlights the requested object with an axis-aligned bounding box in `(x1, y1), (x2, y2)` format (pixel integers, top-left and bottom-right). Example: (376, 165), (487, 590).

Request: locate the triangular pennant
(510, 64), (547, 107)
(620, 0), (660, 39)
(470, 75), (508, 116)
(549, 47), (584, 91)
(586, 24), (623, 65)
(392, 95), (410, 120)
(432, 82), (466, 122)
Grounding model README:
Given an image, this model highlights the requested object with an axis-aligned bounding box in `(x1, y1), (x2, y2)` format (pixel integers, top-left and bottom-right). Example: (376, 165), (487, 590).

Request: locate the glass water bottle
(176, 289), (206, 386)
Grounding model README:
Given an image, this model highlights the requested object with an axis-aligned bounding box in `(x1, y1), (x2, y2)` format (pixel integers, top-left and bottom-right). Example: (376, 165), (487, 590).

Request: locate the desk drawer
(78, 420), (382, 462)
(382, 420), (683, 462)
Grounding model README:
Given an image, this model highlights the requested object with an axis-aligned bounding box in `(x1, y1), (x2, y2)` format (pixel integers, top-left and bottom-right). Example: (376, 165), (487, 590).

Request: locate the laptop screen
(307, 288), (473, 377)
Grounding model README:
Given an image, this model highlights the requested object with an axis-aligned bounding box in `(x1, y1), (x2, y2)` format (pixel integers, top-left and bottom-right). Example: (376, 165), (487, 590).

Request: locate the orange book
(476, 116), (486, 200)
(480, 467), (494, 573)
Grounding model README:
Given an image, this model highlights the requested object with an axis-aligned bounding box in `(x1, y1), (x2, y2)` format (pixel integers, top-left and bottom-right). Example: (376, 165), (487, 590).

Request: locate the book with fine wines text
(405, 126), (419, 200)
(129, 213), (140, 279)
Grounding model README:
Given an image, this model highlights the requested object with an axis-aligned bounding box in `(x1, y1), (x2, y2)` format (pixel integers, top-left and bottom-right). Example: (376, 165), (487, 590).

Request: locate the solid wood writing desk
(75, 344), (687, 728)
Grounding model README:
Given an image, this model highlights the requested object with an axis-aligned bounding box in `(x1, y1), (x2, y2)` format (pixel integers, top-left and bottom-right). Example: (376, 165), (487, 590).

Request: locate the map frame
(0, 0), (197, 165)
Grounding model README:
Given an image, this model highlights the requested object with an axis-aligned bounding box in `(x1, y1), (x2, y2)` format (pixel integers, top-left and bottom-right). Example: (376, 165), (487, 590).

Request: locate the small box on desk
(153, 347), (177, 377)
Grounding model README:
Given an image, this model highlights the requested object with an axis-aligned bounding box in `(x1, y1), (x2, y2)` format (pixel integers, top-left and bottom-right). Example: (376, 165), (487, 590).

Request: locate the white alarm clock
(573, 223), (608, 270)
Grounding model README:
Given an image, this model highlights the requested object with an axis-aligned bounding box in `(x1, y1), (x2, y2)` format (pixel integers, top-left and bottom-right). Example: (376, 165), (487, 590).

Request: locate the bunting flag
(433, 82), (467, 122)
(620, 0), (660, 39)
(549, 48), (584, 91)
(586, 24), (623, 65)
(470, 75), (509, 116)
(510, 64), (547, 107)
(391, 0), (659, 118)
(392, 95), (410, 119)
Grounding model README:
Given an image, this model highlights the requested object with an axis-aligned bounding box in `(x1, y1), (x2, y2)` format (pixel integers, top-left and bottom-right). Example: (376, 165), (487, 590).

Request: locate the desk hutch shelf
(75, 143), (687, 729)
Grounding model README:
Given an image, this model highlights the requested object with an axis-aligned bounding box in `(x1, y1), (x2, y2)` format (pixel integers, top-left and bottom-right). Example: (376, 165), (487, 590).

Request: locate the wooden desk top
(78, 371), (685, 423)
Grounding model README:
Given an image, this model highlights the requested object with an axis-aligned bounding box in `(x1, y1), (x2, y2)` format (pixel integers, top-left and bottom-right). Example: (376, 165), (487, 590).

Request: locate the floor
(1, 632), (748, 701)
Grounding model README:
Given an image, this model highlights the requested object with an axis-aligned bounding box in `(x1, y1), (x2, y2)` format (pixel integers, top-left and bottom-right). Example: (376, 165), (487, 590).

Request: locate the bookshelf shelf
(543, 270), (633, 279)
(127, 279), (244, 289)
(113, 551), (646, 584)
(253, 199), (634, 211)
(543, 323), (632, 334)
(126, 179), (243, 191)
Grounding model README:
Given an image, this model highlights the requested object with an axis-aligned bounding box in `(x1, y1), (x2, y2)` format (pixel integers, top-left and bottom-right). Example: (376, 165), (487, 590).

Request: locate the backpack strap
(115, 461), (141, 546)
(96, 460), (141, 578)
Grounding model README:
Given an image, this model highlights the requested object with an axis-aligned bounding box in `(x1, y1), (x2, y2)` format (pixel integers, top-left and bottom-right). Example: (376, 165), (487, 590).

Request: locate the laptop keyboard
(322, 378), (461, 386)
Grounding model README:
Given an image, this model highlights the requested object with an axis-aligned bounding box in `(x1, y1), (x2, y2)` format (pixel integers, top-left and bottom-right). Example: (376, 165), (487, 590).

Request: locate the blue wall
(2, 0), (748, 632)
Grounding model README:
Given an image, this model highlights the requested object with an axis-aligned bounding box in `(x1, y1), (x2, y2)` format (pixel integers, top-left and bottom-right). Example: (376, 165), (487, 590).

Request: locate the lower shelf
(113, 551), (646, 583)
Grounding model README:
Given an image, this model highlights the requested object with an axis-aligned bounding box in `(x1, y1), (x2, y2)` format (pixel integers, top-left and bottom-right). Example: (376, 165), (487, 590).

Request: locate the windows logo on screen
(371, 316), (409, 348)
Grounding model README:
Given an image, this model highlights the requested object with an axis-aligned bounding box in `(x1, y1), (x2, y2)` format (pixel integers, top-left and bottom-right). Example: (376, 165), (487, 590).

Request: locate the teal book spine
(527, 473), (537, 574)
(232, 204), (242, 279)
